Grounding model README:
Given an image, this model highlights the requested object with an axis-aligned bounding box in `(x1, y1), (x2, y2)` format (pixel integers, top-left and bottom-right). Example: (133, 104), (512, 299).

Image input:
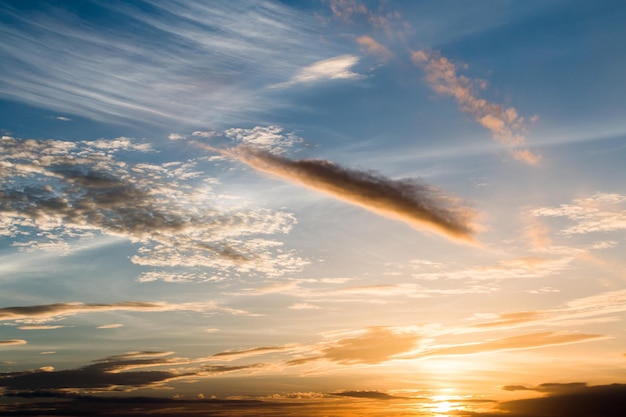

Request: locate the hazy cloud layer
(0, 135), (306, 277)
(202, 144), (477, 243)
(412, 50), (539, 165)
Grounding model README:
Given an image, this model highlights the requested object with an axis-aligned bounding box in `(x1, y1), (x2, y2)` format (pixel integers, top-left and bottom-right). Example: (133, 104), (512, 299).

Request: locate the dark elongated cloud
(0, 351), (263, 393)
(200, 144), (477, 244)
(331, 390), (409, 400)
(496, 383), (626, 417)
(0, 301), (249, 322)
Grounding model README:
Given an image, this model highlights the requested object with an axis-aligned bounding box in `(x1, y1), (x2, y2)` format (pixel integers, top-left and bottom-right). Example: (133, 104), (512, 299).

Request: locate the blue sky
(1, 1), (626, 416)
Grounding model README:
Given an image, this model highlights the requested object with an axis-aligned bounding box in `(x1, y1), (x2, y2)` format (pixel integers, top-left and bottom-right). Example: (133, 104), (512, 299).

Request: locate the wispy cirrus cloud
(0, 1), (328, 127)
(199, 144), (478, 244)
(411, 331), (605, 359)
(411, 50), (540, 165)
(471, 289), (626, 330)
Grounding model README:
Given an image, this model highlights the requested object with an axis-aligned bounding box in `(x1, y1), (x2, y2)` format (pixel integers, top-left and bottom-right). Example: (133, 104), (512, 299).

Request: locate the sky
(1, 0), (626, 416)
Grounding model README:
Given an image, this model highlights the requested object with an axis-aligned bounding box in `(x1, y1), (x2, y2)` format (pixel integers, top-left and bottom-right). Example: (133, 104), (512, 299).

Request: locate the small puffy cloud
(412, 50), (539, 165)
(272, 55), (363, 88)
(531, 193), (626, 235)
(0, 339), (27, 346)
(168, 133), (186, 141)
(224, 126), (303, 154)
(55, 116), (71, 122)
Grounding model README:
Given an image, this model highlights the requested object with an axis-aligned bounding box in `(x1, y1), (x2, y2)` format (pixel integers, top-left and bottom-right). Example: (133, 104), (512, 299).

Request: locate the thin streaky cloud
(18, 325), (65, 330)
(0, 301), (253, 322)
(411, 50), (540, 165)
(96, 324), (124, 329)
(199, 144), (478, 244)
(406, 331), (606, 359)
(0, 339), (27, 346)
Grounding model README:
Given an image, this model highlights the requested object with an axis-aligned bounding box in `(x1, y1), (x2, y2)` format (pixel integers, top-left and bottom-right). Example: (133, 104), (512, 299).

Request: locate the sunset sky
(1, 1), (626, 416)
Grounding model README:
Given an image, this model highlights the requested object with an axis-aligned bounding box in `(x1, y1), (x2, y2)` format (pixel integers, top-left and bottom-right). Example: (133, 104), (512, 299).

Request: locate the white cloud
(531, 193), (626, 235)
(0, 135), (307, 278)
(272, 55), (363, 88)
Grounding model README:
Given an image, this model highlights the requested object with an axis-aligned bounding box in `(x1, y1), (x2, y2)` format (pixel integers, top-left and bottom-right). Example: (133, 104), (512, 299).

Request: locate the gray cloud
(0, 135), (306, 277)
(0, 351), (264, 393)
(201, 144), (477, 244)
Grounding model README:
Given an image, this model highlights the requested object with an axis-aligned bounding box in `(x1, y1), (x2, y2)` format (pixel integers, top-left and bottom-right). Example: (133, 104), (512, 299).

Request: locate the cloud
(96, 324), (124, 329)
(18, 325), (65, 330)
(0, 351), (264, 393)
(472, 289), (626, 330)
(531, 193), (626, 235)
(0, 301), (252, 323)
(287, 326), (420, 365)
(211, 346), (295, 361)
(0, 1), (328, 127)
(331, 390), (407, 400)
(325, 0), (402, 36)
(412, 255), (573, 281)
(415, 331), (605, 358)
(271, 55), (363, 88)
(0, 339), (27, 346)
(356, 36), (393, 60)
(0, 135), (306, 277)
(495, 383), (626, 417)
(224, 125), (303, 154)
(411, 50), (540, 165)
(201, 144), (477, 244)
(54, 116), (71, 121)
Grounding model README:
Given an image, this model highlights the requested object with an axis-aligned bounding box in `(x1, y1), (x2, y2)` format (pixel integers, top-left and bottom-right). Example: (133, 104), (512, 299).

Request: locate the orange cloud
(411, 50), (540, 165)
(356, 35), (393, 60)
